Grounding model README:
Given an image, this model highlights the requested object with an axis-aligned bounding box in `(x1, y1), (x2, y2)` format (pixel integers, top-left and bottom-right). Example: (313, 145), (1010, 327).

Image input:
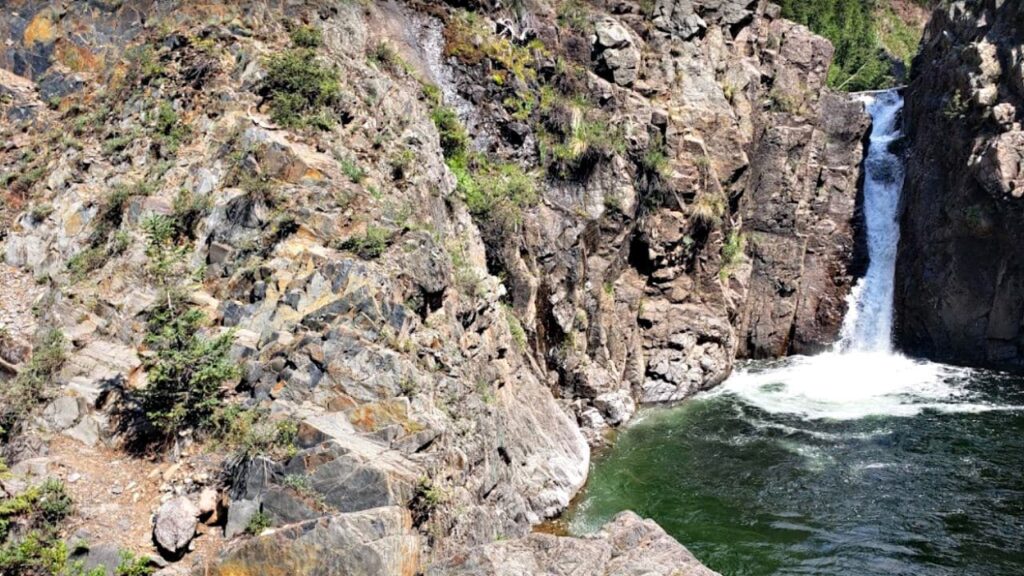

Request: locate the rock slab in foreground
(206, 506), (419, 576)
(429, 511), (720, 576)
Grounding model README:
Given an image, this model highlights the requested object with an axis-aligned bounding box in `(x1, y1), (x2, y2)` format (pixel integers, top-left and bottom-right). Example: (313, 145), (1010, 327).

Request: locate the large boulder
(153, 497), (199, 557)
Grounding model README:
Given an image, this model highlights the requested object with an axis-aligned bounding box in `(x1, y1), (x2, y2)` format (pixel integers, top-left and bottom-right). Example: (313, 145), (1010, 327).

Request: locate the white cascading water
(836, 90), (904, 353)
(713, 90), (1020, 420)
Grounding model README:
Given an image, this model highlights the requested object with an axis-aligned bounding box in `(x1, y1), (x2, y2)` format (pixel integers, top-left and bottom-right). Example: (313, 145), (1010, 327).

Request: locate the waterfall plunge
(838, 90), (905, 353)
(712, 90), (1003, 420)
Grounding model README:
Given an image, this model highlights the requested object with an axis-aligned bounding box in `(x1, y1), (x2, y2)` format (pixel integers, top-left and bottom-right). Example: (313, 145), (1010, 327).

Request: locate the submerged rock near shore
(0, 0), (873, 573)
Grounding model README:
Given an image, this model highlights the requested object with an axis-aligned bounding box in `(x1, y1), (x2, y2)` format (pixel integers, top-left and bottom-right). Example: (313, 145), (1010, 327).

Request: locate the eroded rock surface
(430, 510), (720, 576)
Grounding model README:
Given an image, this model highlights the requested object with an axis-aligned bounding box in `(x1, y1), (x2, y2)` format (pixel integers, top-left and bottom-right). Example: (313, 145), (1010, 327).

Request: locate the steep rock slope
(895, 0), (1024, 371)
(0, 0), (867, 573)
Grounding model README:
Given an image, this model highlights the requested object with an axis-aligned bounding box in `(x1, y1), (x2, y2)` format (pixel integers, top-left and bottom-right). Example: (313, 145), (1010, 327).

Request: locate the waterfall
(837, 90), (905, 353)
(714, 89), (979, 420)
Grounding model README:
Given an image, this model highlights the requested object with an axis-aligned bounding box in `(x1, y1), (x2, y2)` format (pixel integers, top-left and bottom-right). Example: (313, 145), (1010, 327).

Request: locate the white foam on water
(711, 351), (1005, 420)
(713, 90), (1024, 420)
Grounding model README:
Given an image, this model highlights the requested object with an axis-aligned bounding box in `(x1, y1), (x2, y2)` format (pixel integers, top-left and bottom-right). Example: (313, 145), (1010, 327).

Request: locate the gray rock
(153, 497), (199, 556)
(207, 507), (419, 575)
(224, 498), (259, 539)
(594, 391), (636, 426)
(429, 511), (719, 575)
(594, 18), (641, 87)
(69, 543), (139, 576)
(42, 396), (81, 431)
(895, 0), (1024, 372)
(63, 414), (102, 447)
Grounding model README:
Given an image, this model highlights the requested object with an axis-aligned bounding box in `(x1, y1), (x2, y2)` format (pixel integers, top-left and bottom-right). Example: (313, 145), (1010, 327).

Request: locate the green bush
(290, 25), (322, 49)
(262, 49), (341, 129)
(779, 0), (894, 91)
(720, 231), (747, 280)
(66, 247), (108, 283)
(152, 101), (190, 154)
(339, 225), (391, 259)
(339, 156), (366, 183)
(640, 133), (670, 177)
(368, 42), (406, 74)
(246, 511), (271, 536)
(0, 330), (66, 441)
(0, 479), (75, 575)
(210, 406), (298, 460)
(114, 551), (154, 576)
(431, 106), (469, 160)
(139, 303), (238, 440)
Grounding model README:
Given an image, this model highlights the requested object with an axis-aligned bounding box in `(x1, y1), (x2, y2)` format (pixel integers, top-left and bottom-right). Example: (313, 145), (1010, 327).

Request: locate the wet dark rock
(895, 0), (1024, 372)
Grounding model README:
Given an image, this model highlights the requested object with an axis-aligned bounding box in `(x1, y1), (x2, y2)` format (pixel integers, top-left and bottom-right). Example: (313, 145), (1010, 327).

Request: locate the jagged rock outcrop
(895, 0), (1024, 371)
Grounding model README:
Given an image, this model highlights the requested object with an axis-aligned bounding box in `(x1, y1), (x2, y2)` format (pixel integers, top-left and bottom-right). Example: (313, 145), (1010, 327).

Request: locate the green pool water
(567, 355), (1024, 576)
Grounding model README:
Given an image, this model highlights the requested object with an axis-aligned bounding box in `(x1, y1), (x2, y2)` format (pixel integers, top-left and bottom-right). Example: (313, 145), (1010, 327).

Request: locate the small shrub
(0, 479), (75, 575)
(262, 49), (341, 129)
(431, 106), (469, 160)
(368, 42), (405, 74)
(28, 203), (53, 223)
(640, 133), (670, 177)
(115, 550), (154, 576)
(245, 511), (271, 536)
(944, 90), (969, 120)
(67, 247), (108, 283)
(414, 477), (447, 511)
(339, 156), (366, 183)
(141, 215), (188, 287)
(102, 134), (134, 157)
(504, 305), (527, 350)
(14, 165), (47, 193)
(170, 188), (212, 241)
(689, 192), (726, 227)
(125, 43), (164, 85)
(152, 101), (191, 154)
(339, 226), (391, 259)
(768, 89), (800, 114)
(720, 231), (746, 280)
(211, 406), (297, 460)
(390, 149), (415, 181)
(557, 0), (593, 34)
(0, 330), (66, 440)
(139, 303), (238, 440)
(289, 25), (322, 49)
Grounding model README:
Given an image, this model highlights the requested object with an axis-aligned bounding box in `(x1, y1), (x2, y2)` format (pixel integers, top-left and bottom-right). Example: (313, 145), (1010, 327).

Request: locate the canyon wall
(0, 0), (868, 573)
(896, 0), (1024, 371)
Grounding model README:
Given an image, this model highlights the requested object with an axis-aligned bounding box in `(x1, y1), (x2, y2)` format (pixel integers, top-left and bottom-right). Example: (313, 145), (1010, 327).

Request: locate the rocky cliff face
(895, 0), (1024, 371)
(0, 0), (868, 574)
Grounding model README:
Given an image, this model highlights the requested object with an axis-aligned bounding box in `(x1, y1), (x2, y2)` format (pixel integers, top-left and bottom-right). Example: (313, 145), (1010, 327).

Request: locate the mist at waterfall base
(567, 91), (1024, 575)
